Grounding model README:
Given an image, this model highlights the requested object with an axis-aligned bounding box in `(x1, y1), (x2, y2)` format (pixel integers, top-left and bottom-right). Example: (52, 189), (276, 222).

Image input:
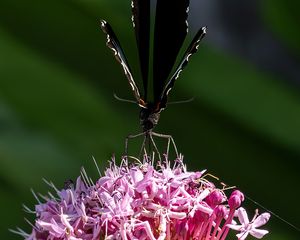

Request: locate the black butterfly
(100, 0), (206, 132)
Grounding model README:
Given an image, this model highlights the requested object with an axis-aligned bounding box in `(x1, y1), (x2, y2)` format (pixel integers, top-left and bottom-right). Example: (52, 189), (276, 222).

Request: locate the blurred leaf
(261, 0), (300, 53)
(0, 130), (74, 189)
(0, 188), (28, 238)
(0, 26), (127, 159)
(180, 46), (300, 153)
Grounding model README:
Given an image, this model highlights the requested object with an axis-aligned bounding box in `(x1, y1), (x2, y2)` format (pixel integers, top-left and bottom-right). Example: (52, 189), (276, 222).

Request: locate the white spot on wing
(131, 1), (136, 28)
(101, 20), (140, 99)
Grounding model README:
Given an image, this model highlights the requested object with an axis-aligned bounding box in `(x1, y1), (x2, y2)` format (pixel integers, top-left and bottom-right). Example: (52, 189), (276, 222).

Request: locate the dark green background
(0, 0), (299, 239)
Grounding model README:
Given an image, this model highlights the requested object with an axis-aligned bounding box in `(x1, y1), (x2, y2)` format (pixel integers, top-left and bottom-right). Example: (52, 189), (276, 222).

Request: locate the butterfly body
(139, 103), (161, 131)
(100, 0), (206, 132)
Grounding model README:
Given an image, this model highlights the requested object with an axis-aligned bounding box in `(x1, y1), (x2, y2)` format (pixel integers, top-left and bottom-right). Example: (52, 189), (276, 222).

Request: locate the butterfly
(100, 0), (206, 132)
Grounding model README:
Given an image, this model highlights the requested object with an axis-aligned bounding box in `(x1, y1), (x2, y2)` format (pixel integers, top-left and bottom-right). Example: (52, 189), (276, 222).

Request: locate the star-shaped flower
(228, 207), (270, 240)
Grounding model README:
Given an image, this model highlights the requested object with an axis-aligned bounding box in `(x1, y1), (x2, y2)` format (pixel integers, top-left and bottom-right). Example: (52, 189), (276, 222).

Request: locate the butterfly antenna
(167, 97), (195, 105)
(113, 93), (137, 104)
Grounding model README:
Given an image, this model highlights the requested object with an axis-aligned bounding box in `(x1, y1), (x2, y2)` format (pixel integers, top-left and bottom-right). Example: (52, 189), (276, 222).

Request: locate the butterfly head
(139, 103), (161, 131)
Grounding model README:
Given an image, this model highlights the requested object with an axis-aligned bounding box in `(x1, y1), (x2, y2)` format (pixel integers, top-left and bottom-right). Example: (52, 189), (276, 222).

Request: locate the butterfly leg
(125, 132), (146, 158)
(138, 133), (148, 159)
(148, 132), (162, 162)
(151, 132), (179, 158)
(125, 132), (177, 162)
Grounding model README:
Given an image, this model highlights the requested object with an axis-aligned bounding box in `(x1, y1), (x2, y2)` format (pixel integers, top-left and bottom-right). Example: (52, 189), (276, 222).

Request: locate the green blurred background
(0, 0), (299, 239)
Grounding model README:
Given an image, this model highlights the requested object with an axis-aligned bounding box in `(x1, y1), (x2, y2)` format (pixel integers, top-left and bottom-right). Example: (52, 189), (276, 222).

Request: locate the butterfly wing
(159, 27), (207, 110)
(153, 0), (190, 102)
(131, 0), (150, 100)
(100, 20), (146, 107)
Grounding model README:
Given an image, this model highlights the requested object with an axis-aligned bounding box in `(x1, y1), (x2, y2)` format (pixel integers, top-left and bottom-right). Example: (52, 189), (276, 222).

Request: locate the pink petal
(227, 223), (243, 231)
(38, 219), (64, 237)
(237, 207), (249, 225)
(60, 214), (73, 232)
(236, 231), (249, 240)
(130, 168), (144, 184)
(168, 211), (186, 220)
(253, 213), (270, 228)
(250, 229), (269, 239)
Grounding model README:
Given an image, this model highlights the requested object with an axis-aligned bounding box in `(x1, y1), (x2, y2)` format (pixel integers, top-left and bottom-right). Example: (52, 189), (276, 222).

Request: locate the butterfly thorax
(139, 103), (161, 131)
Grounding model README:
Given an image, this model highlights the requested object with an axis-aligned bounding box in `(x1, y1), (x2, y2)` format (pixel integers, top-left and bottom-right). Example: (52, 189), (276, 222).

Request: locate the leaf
(261, 0), (300, 52)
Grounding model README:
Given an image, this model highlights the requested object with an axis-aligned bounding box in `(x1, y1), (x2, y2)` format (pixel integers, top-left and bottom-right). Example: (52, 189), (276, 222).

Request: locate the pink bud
(214, 205), (227, 218)
(229, 193), (243, 209)
(231, 190), (244, 202)
(206, 190), (224, 207)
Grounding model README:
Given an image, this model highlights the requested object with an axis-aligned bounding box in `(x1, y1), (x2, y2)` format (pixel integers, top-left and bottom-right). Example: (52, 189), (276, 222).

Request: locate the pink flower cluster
(17, 155), (270, 240)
